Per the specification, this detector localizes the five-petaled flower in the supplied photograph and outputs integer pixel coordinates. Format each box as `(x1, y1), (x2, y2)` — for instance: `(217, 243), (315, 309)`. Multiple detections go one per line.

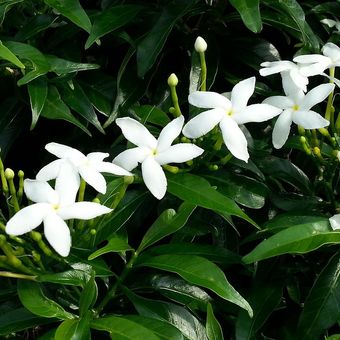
(113, 115), (204, 199)
(182, 77), (281, 162)
(6, 163), (112, 257)
(37, 142), (131, 194)
(329, 214), (340, 230)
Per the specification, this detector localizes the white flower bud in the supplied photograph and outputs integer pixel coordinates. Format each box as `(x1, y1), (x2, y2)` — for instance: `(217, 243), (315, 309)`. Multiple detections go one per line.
(194, 36), (207, 53)
(167, 73), (178, 86)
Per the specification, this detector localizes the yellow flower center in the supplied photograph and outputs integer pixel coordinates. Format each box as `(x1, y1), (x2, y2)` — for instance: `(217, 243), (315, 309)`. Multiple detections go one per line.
(226, 109), (233, 116)
(52, 204), (59, 210)
(292, 104), (299, 111)
(152, 149), (158, 156)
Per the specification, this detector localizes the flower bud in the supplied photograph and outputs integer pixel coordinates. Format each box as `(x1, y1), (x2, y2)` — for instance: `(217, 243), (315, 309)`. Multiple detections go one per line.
(4, 168), (14, 180)
(167, 73), (178, 87)
(194, 36), (207, 53)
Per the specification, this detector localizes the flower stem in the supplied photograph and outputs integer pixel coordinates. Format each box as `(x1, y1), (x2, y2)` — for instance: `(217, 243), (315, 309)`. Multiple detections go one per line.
(5, 168), (20, 213)
(199, 51), (207, 91)
(169, 86), (182, 118)
(77, 179), (86, 202)
(0, 271), (37, 280)
(325, 67), (335, 129)
(0, 158), (8, 196)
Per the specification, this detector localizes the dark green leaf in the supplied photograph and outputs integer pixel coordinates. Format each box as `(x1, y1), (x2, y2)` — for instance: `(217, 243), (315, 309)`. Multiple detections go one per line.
(206, 303), (223, 340)
(132, 105), (170, 127)
(136, 254), (253, 316)
(46, 55), (99, 75)
(79, 276), (98, 316)
(28, 77), (48, 130)
(0, 40), (25, 68)
(38, 269), (90, 288)
(55, 312), (91, 340)
(44, 0), (91, 33)
(0, 0), (23, 25)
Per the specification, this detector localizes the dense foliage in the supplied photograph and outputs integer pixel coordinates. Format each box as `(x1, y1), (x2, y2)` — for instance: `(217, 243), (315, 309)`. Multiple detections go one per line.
(0, 0), (340, 339)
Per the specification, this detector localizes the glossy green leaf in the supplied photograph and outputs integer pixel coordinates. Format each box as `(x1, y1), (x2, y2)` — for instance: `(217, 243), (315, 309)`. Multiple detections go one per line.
(44, 0), (91, 33)
(91, 315), (161, 340)
(38, 269), (90, 288)
(242, 218), (340, 263)
(0, 40), (25, 68)
(79, 276), (98, 316)
(28, 76), (48, 130)
(206, 303), (223, 340)
(40, 85), (91, 136)
(46, 55), (99, 75)
(0, 307), (53, 336)
(137, 254), (253, 316)
(296, 251), (340, 340)
(138, 202), (196, 252)
(4, 41), (49, 85)
(88, 234), (133, 260)
(132, 105), (170, 127)
(17, 281), (74, 320)
(85, 5), (143, 49)
(167, 173), (258, 228)
(55, 312), (91, 340)
(137, 0), (196, 77)
(229, 0), (262, 33)
(0, 0), (23, 25)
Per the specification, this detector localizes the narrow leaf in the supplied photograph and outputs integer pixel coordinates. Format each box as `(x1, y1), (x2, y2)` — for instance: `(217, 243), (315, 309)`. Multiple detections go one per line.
(206, 303), (223, 340)
(28, 77), (48, 130)
(0, 40), (25, 68)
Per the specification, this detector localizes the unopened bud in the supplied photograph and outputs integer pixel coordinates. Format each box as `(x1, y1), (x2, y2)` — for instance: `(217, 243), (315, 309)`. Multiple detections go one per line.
(194, 36), (207, 53)
(90, 229), (96, 235)
(167, 73), (178, 87)
(4, 168), (14, 180)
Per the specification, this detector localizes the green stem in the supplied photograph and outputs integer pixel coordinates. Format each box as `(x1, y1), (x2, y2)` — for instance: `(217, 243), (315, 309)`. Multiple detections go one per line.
(0, 271), (37, 280)
(169, 86), (182, 117)
(111, 176), (134, 211)
(77, 179), (86, 202)
(325, 67), (335, 129)
(199, 51), (207, 91)
(0, 158), (8, 195)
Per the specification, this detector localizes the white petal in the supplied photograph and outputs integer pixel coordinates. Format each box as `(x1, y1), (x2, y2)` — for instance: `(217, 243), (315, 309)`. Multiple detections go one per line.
(292, 110), (329, 129)
(87, 152), (109, 163)
(55, 161), (80, 206)
(272, 109), (293, 149)
(219, 116), (249, 162)
(301, 83), (335, 111)
(157, 115), (184, 152)
(182, 108), (225, 138)
(43, 213), (71, 257)
(36, 159), (65, 181)
(233, 104), (281, 125)
(45, 142), (86, 165)
(79, 165), (106, 194)
(231, 77), (255, 111)
(263, 96), (294, 109)
(95, 161), (132, 176)
(24, 179), (58, 204)
(141, 157), (167, 199)
(155, 144), (204, 165)
(58, 202), (112, 220)
(289, 69), (309, 91)
(116, 117), (157, 149)
(294, 54), (330, 64)
(6, 203), (51, 235)
(113, 147), (150, 171)
(259, 61), (295, 76)
(322, 73), (340, 88)
(329, 214), (340, 230)
(188, 91), (231, 110)
(282, 72), (306, 97)
(322, 42), (340, 62)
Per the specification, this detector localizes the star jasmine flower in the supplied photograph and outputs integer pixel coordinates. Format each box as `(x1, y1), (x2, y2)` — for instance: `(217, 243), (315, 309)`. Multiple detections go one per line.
(329, 214), (340, 230)
(6, 164), (112, 257)
(113, 115), (204, 199)
(36, 142), (131, 194)
(182, 77), (281, 162)
(263, 82), (335, 149)
(321, 18), (340, 32)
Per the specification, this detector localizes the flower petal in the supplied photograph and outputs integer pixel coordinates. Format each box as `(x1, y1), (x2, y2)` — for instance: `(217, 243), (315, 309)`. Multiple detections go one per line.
(24, 179), (58, 204)
(263, 96), (294, 109)
(95, 161), (132, 176)
(113, 147), (150, 171)
(259, 61), (295, 76)
(141, 156), (167, 199)
(58, 202), (112, 220)
(219, 116), (249, 162)
(292, 110), (330, 129)
(282, 71), (307, 96)
(301, 83), (334, 111)
(6, 203), (51, 235)
(43, 213), (71, 257)
(288, 69), (308, 92)
(272, 109), (293, 149)
(231, 77), (255, 111)
(322, 42), (340, 62)
(182, 108), (225, 138)
(233, 104), (281, 125)
(116, 117), (157, 149)
(188, 91), (231, 110)
(87, 152), (109, 163)
(79, 165), (106, 194)
(45, 142), (86, 165)
(157, 115), (184, 152)
(156, 144), (204, 165)
(36, 159), (65, 181)
(329, 214), (340, 230)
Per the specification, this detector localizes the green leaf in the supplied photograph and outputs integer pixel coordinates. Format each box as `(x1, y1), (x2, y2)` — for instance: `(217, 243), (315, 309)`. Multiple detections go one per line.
(85, 5), (143, 49)
(138, 202), (196, 252)
(17, 281), (74, 320)
(79, 276), (98, 316)
(38, 269), (90, 288)
(0, 0), (23, 25)
(229, 0), (262, 33)
(40, 85), (91, 136)
(132, 105), (170, 127)
(136, 254), (253, 317)
(4, 41), (49, 85)
(28, 77), (48, 130)
(0, 40), (25, 68)
(44, 0), (91, 33)
(137, 0), (196, 77)
(167, 173), (258, 228)
(55, 312), (91, 340)
(206, 303), (223, 340)
(91, 315), (161, 340)
(242, 218), (340, 263)
(296, 251), (340, 340)
(88, 234), (133, 260)
(46, 55), (99, 75)
(0, 307), (53, 336)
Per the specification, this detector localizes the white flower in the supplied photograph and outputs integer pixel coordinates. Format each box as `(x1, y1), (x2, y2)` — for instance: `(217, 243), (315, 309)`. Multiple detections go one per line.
(321, 18), (340, 32)
(113, 115), (204, 199)
(264, 81), (335, 149)
(182, 77), (281, 162)
(194, 36), (207, 53)
(259, 60), (309, 92)
(37, 142), (131, 194)
(6, 163), (112, 257)
(329, 214), (340, 230)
